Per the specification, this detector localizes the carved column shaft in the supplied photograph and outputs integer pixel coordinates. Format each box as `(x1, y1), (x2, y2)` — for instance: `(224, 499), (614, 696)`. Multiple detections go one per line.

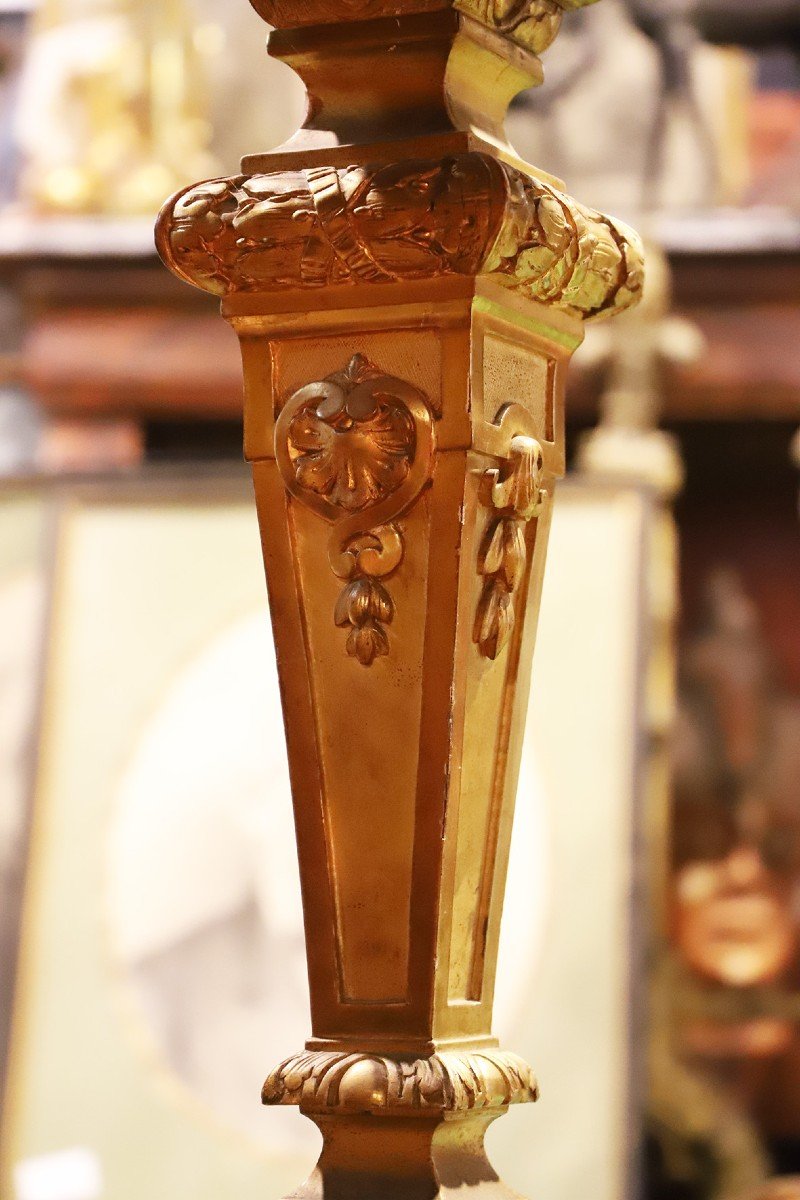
(157, 0), (642, 1194)
(240, 285), (567, 1055)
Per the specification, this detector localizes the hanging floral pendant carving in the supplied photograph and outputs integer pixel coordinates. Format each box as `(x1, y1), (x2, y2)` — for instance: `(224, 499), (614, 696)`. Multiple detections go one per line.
(333, 524), (403, 666)
(275, 355), (434, 665)
(475, 436), (547, 660)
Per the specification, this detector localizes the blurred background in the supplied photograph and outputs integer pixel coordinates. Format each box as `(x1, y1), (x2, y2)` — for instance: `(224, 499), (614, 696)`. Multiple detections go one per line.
(0, 2), (799, 1200)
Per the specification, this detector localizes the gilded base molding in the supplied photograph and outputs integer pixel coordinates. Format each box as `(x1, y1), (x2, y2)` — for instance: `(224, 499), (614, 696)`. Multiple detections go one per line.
(262, 1048), (539, 1113)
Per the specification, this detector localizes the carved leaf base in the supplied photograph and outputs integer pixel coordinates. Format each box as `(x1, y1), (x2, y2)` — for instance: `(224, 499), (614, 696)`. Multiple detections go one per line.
(263, 1048), (539, 1113)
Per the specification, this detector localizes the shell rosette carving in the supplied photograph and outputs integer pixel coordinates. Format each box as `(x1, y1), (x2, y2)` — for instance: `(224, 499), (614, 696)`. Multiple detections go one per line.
(286, 355), (416, 512)
(275, 355), (434, 666)
(262, 1049), (539, 1114)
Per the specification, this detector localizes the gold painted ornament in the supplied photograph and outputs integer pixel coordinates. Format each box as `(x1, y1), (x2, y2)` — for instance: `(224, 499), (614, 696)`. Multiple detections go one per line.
(156, 0), (643, 1194)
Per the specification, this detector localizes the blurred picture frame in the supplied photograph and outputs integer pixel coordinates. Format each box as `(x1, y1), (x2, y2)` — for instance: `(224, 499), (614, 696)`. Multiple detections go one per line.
(1, 471), (652, 1200)
(0, 481), (51, 1116)
(1, 470), (319, 1200)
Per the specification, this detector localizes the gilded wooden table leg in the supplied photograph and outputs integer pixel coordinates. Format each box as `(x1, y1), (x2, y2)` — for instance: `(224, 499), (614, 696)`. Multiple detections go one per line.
(156, 0), (643, 1194)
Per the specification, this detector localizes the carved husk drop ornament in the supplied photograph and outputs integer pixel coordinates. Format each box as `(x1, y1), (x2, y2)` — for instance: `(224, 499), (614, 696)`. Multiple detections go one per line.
(156, 0), (643, 1194)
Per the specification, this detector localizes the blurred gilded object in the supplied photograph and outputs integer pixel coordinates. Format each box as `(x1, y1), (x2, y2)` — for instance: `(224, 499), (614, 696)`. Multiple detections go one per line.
(577, 241), (695, 495)
(575, 246), (779, 1200)
(674, 569), (800, 994)
(674, 847), (794, 992)
(15, 0), (219, 215)
(670, 567), (800, 1162)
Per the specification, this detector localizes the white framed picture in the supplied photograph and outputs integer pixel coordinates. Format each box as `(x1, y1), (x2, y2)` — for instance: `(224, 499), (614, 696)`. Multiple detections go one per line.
(0, 483), (51, 1115)
(2, 472), (650, 1200)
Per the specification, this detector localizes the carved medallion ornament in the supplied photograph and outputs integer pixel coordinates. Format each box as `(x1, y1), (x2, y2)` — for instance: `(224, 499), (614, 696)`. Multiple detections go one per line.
(157, 155), (643, 321)
(263, 1048), (539, 1114)
(275, 354), (434, 665)
(285, 356), (416, 512)
(475, 435), (547, 659)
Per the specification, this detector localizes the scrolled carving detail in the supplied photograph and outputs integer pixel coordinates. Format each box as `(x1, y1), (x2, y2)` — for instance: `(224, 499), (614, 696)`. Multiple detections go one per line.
(454, 0), (599, 55)
(475, 435), (547, 659)
(488, 170), (643, 319)
(156, 155), (643, 321)
(247, 0), (598, 53)
(262, 1048), (539, 1113)
(275, 355), (433, 665)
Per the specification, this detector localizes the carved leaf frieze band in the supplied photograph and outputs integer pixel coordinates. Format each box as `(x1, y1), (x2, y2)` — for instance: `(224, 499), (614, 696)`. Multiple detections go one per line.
(275, 355), (433, 665)
(157, 154), (643, 320)
(475, 435), (546, 659)
(249, 0), (597, 42)
(454, 0), (599, 55)
(262, 1048), (539, 1113)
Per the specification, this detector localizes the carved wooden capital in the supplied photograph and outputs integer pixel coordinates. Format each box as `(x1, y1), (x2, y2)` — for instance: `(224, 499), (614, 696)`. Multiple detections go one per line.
(156, 155), (642, 321)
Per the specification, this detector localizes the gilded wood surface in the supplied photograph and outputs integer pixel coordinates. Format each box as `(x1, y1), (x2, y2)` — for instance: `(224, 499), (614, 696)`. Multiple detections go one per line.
(156, 0), (642, 1195)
